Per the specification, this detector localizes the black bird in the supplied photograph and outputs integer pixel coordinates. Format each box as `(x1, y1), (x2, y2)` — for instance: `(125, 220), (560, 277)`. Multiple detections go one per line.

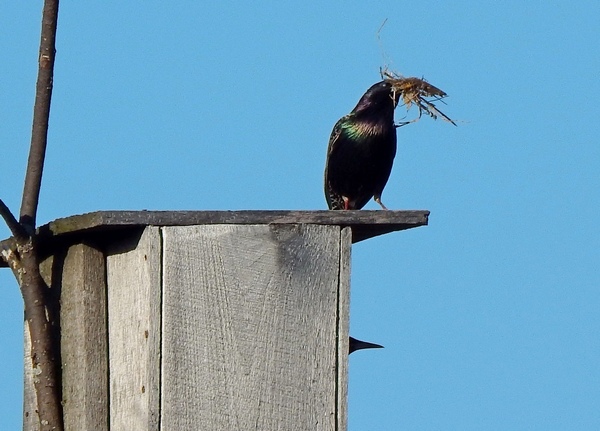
(349, 336), (384, 354)
(324, 80), (400, 210)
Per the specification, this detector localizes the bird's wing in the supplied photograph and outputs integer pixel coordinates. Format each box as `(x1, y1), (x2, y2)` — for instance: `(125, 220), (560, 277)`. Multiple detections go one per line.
(326, 116), (347, 158)
(324, 116), (349, 210)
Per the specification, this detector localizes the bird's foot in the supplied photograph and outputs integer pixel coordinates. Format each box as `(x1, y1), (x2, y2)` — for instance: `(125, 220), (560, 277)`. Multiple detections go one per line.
(343, 196), (350, 210)
(374, 197), (388, 210)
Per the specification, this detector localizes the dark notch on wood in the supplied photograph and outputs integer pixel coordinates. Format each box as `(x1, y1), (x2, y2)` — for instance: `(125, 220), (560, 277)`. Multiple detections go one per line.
(0, 210), (429, 267)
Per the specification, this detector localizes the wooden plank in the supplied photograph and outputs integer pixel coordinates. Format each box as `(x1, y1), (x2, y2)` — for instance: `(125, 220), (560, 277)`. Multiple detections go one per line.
(23, 320), (37, 431)
(0, 210), (429, 269)
(23, 256), (55, 431)
(337, 227), (352, 431)
(43, 210), (428, 238)
(59, 243), (109, 431)
(161, 224), (342, 430)
(106, 228), (161, 431)
(23, 244), (109, 431)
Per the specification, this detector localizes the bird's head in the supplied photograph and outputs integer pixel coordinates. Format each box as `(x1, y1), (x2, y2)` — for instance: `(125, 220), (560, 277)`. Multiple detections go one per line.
(352, 80), (400, 115)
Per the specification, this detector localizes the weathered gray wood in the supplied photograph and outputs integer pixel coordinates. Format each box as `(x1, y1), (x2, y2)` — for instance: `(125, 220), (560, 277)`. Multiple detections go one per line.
(1, 210), (430, 268)
(106, 228), (161, 431)
(59, 243), (109, 431)
(23, 244), (108, 431)
(23, 322), (37, 431)
(15, 214), (407, 429)
(337, 227), (352, 431)
(42, 211), (428, 241)
(161, 224), (347, 430)
(23, 257), (55, 431)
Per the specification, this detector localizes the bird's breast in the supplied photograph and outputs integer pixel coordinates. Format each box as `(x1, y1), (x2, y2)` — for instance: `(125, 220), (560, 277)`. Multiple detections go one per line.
(343, 119), (393, 140)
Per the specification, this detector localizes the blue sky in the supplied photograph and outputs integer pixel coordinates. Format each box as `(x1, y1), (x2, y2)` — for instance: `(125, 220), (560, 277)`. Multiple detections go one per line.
(2, 2), (599, 429)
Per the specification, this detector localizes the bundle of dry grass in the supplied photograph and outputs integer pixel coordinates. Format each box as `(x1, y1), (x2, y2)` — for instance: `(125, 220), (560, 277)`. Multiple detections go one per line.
(381, 68), (456, 126)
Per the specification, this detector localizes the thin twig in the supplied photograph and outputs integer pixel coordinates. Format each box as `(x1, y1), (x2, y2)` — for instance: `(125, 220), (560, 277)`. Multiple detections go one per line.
(376, 19), (393, 74)
(0, 198), (28, 241)
(20, 0), (60, 231)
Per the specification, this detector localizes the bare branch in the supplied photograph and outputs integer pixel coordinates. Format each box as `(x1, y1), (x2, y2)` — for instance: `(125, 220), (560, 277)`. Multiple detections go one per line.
(0, 238), (20, 271)
(18, 244), (63, 431)
(11, 1), (65, 430)
(19, 0), (60, 230)
(0, 198), (28, 241)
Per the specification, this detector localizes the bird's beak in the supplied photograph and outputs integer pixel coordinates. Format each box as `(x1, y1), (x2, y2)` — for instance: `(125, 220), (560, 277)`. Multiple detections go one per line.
(390, 87), (401, 108)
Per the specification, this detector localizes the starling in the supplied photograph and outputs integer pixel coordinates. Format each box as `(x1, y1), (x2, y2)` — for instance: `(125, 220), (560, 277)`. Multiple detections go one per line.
(349, 336), (384, 354)
(324, 80), (400, 210)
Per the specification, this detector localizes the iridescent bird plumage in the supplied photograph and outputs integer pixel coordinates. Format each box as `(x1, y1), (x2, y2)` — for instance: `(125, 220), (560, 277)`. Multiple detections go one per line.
(324, 76), (454, 210)
(324, 80), (398, 210)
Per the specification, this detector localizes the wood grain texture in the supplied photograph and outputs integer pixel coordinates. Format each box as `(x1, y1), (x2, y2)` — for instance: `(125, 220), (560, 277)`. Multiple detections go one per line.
(59, 243), (108, 431)
(106, 228), (161, 431)
(23, 320), (37, 431)
(43, 210), (428, 237)
(337, 227), (352, 431)
(161, 224), (346, 430)
(23, 256), (52, 431)
(1, 210), (429, 269)
(23, 256), (56, 431)
(23, 244), (108, 431)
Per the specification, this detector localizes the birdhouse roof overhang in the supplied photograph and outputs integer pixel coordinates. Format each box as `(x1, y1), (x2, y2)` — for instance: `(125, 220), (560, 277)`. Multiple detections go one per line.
(0, 210), (429, 267)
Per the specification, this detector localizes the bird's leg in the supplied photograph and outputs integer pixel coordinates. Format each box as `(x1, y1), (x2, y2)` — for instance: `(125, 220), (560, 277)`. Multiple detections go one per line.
(343, 196), (350, 210)
(374, 196), (388, 210)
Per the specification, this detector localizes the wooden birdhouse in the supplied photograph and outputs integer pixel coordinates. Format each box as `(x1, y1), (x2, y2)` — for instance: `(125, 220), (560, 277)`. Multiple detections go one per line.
(17, 210), (428, 430)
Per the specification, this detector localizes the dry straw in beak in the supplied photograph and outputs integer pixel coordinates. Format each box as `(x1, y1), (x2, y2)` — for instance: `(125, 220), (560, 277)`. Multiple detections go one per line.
(382, 68), (456, 126)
